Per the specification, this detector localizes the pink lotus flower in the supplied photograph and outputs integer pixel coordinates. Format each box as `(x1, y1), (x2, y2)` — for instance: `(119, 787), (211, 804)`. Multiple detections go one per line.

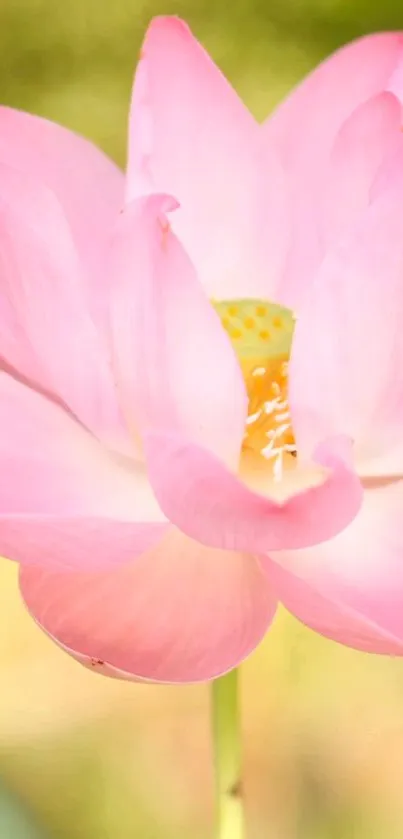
(1, 17), (402, 681)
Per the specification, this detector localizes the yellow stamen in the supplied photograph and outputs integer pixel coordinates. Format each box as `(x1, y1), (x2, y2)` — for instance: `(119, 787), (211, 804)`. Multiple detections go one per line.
(213, 298), (296, 479)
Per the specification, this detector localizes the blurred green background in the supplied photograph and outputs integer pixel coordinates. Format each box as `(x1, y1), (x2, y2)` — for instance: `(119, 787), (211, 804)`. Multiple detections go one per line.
(2, 0), (403, 837)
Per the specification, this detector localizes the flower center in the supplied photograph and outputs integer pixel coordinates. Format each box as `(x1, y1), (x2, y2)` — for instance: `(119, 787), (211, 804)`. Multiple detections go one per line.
(213, 298), (296, 480)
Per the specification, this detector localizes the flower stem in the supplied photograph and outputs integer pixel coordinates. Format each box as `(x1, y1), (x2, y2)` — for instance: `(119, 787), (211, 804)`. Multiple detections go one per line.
(211, 668), (244, 839)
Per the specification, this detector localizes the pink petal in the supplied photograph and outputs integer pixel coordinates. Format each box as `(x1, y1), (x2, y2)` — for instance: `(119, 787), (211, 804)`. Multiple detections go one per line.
(19, 528), (277, 683)
(280, 93), (402, 312)
(0, 106), (124, 295)
(272, 185), (321, 311)
(265, 32), (403, 175)
(0, 163), (129, 452)
(127, 16), (288, 299)
(143, 430), (362, 552)
(288, 184), (403, 469)
(110, 196), (247, 465)
(265, 32), (403, 307)
(370, 134), (403, 201)
(321, 92), (402, 247)
(387, 47), (403, 100)
(0, 372), (165, 569)
(261, 480), (403, 655)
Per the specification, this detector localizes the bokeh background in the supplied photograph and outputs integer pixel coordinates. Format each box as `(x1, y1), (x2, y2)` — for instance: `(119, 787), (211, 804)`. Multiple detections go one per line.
(1, 0), (403, 837)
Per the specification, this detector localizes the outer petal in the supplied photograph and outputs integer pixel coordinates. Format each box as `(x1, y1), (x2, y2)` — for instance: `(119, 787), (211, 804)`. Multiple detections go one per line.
(110, 196), (247, 465)
(279, 93), (402, 310)
(127, 16), (288, 299)
(143, 431), (362, 552)
(19, 528), (277, 683)
(0, 372), (165, 569)
(321, 92), (402, 247)
(371, 134), (403, 200)
(0, 106), (124, 288)
(264, 32), (403, 174)
(272, 185), (321, 311)
(261, 481), (403, 655)
(288, 185), (403, 470)
(265, 33), (403, 307)
(0, 163), (129, 451)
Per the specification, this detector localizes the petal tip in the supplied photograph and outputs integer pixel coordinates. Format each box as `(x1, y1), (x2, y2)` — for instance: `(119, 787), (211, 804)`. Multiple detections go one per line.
(146, 15), (191, 41)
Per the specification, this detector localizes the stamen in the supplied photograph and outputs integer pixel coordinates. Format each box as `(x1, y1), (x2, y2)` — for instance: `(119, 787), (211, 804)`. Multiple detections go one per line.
(213, 298), (296, 479)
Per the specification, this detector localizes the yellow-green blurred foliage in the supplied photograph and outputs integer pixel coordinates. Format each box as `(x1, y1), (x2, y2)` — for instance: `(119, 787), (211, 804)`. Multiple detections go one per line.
(2, 1), (403, 837)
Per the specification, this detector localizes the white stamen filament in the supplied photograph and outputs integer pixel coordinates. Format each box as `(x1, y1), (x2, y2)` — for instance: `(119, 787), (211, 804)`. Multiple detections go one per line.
(261, 390), (297, 480)
(246, 409), (263, 425)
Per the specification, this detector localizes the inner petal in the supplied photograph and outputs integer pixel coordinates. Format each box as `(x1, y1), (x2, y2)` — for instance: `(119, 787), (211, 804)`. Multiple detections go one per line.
(213, 298), (296, 479)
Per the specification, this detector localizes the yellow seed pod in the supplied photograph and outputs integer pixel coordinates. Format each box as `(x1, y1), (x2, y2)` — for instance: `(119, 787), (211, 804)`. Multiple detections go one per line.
(212, 298), (295, 362)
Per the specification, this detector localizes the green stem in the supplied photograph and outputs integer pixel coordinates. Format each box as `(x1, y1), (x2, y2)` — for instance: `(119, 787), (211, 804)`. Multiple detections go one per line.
(211, 668), (244, 839)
